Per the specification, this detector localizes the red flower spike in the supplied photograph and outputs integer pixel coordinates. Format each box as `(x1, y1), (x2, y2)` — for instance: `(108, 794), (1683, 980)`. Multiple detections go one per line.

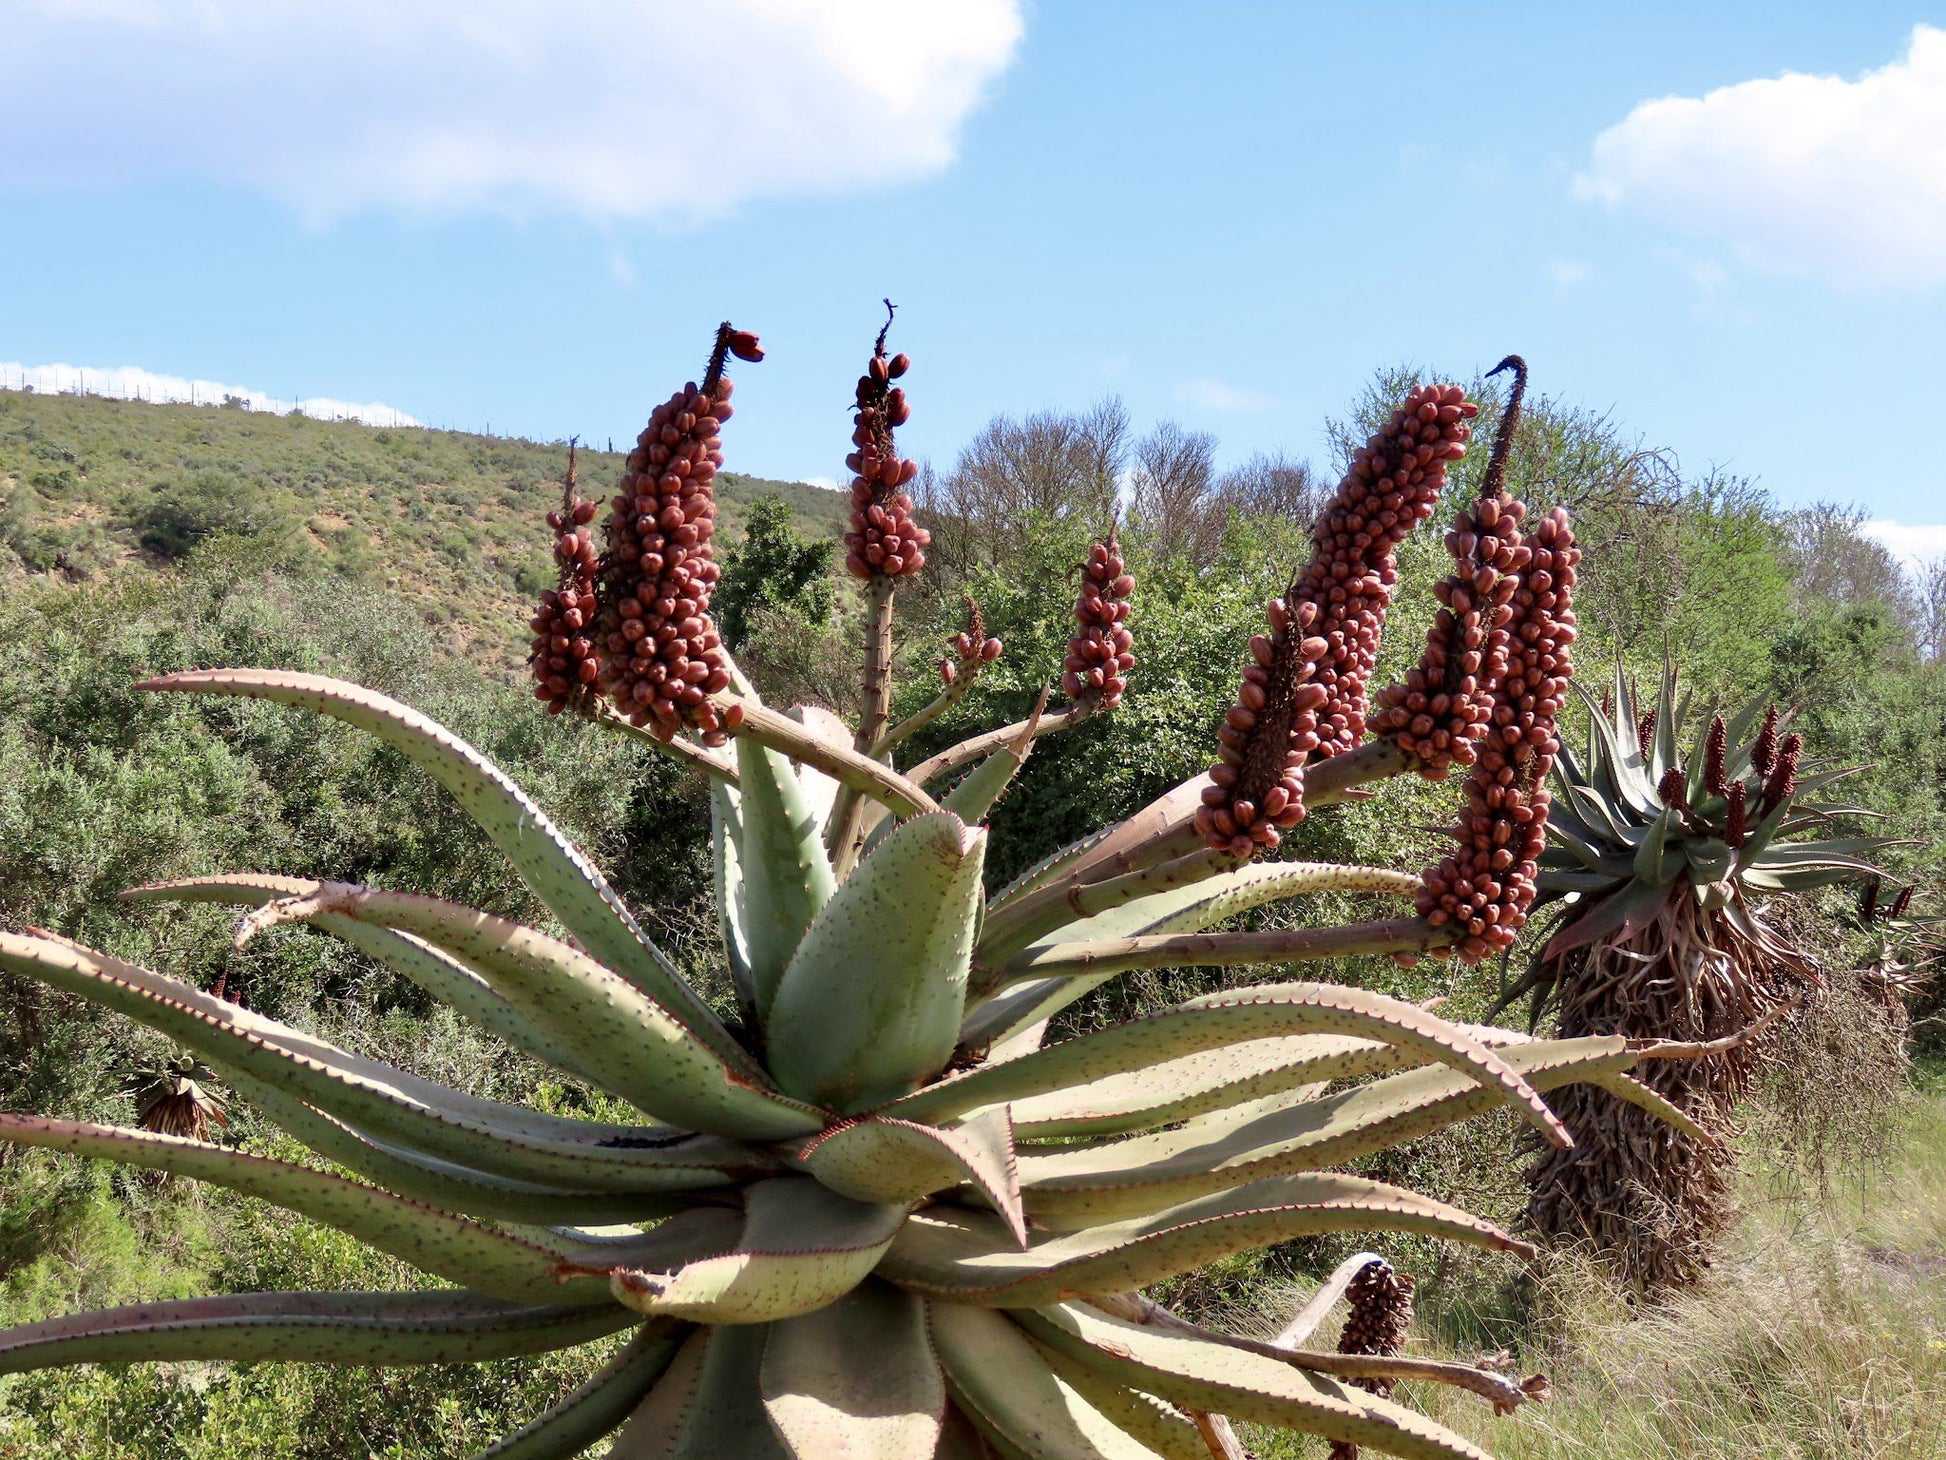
(1751, 705), (1780, 779)
(1703, 713), (1729, 796)
(1063, 525), (1136, 709)
(1760, 731), (1802, 813)
(590, 322), (752, 747)
(1374, 359), (1526, 779)
(841, 302), (929, 582)
(1199, 379), (1480, 858)
(1724, 780), (1748, 848)
(528, 443), (602, 715)
(1417, 503), (1580, 962)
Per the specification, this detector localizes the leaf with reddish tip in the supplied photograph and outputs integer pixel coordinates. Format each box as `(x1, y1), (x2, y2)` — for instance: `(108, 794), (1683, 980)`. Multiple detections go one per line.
(1016, 1303), (1495, 1460)
(131, 669), (747, 1067)
(0, 1291), (636, 1374)
(766, 814), (986, 1113)
(878, 1172), (1529, 1306)
(606, 1177), (904, 1325)
(761, 1281), (946, 1460)
(789, 1107), (1024, 1245)
(473, 1320), (688, 1460)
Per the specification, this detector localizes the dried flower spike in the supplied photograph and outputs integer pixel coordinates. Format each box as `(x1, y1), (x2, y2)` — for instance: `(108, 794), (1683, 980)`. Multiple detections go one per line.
(593, 323), (754, 745)
(1063, 525), (1135, 708)
(528, 443), (602, 715)
(842, 303), (929, 581)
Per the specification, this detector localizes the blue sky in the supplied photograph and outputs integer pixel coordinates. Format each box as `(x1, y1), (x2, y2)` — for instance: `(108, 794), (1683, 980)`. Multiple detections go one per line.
(3, 3), (1943, 556)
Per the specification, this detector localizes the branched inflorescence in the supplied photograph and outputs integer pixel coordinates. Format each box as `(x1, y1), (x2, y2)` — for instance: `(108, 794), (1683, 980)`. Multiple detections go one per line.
(593, 324), (762, 745)
(528, 445), (601, 714)
(1419, 496), (1580, 961)
(1374, 361), (1527, 779)
(1197, 383), (1477, 856)
(1063, 526), (1135, 708)
(842, 307), (929, 581)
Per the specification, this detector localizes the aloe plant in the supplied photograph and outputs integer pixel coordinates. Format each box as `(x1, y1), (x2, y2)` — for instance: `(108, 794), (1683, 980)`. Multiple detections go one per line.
(0, 346), (1700, 1458)
(1505, 666), (1892, 1289)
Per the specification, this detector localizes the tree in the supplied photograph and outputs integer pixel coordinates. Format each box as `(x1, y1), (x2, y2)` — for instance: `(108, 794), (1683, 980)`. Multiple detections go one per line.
(713, 495), (837, 650)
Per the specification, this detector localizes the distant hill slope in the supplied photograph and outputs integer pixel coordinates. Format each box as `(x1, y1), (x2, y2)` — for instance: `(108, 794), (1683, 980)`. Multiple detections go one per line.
(0, 390), (844, 664)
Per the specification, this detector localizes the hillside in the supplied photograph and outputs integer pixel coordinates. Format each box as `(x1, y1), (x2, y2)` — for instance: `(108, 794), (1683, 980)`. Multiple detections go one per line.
(0, 389), (846, 665)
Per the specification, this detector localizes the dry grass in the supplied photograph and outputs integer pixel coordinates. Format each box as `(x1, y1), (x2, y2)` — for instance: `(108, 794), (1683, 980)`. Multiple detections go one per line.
(1242, 1091), (1946, 1459)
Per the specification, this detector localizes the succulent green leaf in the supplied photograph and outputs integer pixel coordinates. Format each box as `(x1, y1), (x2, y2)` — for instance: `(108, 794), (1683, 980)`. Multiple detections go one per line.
(606, 1177), (905, 1324)
(125, 874), (600, 1082)
(930, 1302), (1156, 1459)
(0, 930), (752, 1192)
(940, 734), (1035, 828)
(1033, 1347), (1210, 1460)
(784, 703), (853, 834)
(895, 983), (1572, 1151)
(877, 1172), (1528, 1306)
(473, 1320), (689, 1460)
(1545, 881), (1668, 960)
(789, 1108), (1025, 1245)
(216, 881), (824, 1141)
(761, 1280), (946, 1460)
(713, 781), (757, 1013)
(983, 824), (1120, 913)
(766, 814), (986, 1112)
(0, 1291), (636, 1374)
(223, 1069), (684, 1226)
(734, 735), (839, 1020)
(0, 1113), (615, 1306)
(1632, 806), (1678, 886)
(610, 1323), (791, 1458)
(133, 669), (744, 1067)
(1014, 1038), (1637, 1224)
(1016, 1303), (1495, 1460)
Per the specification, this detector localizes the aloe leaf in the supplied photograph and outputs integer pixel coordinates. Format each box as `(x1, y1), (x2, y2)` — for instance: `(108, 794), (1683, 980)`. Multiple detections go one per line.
(1014, 1038), (1637, 1225)
(0, 930), (752, 1192)
(126, 875), (599, 1082)
(785, 703), (852, 835)
(223, 1070), (682, 1226)
(1034, 1347), (1210, 1460)
(936, 1406), (1004, 1459)
(1009, 860), (1422, 965)
(1544, 881), (1669, 960)
(713, 781), (756, 1014)
(606, 1177), (905, 1324)
(0, 1114), (617, 1306)
(1016, 1303), (1495, 1460)
(610, 1324), (792, 1459)
(761, 1280), (946, 1460)
(984, 824), (1121, 912)
(1633, 806), (1678, 885)
(930, 1302), (1157, 1459)
(215, 881), (824, 1141)
(133, 669), (741, 1064)
(0, 1291), (636, 1374)
(734, 736), (838, 1020)
(897, 982), (1572, 1150)
(878, 1172), (1528, 1306)
(789, 1108), (1025, 1245)
(473, 1320), (689, 1460)
(766, 814), (986, 1112)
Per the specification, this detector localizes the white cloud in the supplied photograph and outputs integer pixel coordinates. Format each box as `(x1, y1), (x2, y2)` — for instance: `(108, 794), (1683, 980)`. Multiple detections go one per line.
(1863, 520), (1946, 571)
(0, 1), (1023, 222)
(1177, 378), (1274, 414)
(1576, 25), (1946, 287)
(1, 361), (418, 428)
(1548, 259), (1592, 291)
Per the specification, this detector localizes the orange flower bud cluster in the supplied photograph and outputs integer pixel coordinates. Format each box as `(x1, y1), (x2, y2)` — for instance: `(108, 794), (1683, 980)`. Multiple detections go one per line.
(1064, 528), (1134, 708)
(528, 448), (602, 715)
(1305, 384), (1480, 760)
(1195, 592), (1330, 855)
(1371, 494), (1526, 778)
(842, 318), (928, 580)
(939, 599), (1002, 685)
(1196, 382), (1477, 858)
(1418, 506), (1579, 961)
(592, 324), (753, 746)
